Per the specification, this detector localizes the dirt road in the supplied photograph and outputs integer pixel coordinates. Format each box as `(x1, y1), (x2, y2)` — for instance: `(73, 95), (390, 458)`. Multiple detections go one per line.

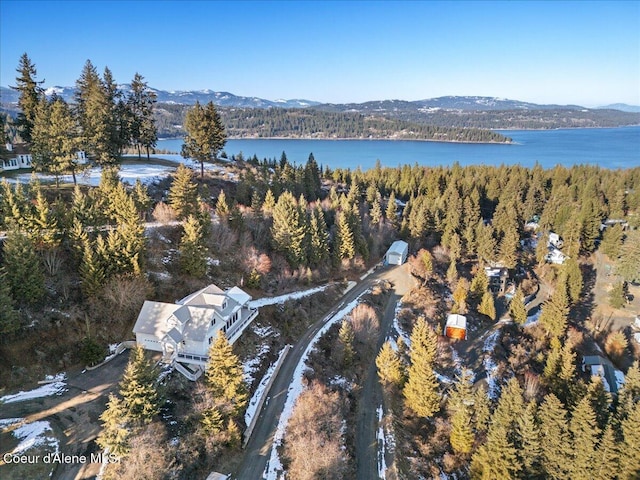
(355, 263), (415, 480)
(234, 264), (415, 480)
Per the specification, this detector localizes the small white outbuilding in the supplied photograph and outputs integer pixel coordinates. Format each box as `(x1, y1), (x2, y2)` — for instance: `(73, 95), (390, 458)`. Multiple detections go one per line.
(384, 240), (409, 265)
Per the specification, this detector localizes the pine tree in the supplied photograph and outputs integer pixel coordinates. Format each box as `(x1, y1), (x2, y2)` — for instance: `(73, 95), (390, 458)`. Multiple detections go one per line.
(509, 287), (527, 325)
(600, 223), (624, 259)
(538, 393), (571, 480)
(271, 191), (307, 266)
(96, 393), (130, 458)
(543, 336), (562, 380)
(181, 101), (226, 178)
(127, 72), (157, 159)
(517, 402), (541, 477)
(619, 402), (640, 480)
(616, 230), (640, 283)
(385, 191), (398, 228)
(205, 332), (248, 417)
(215, 189), (230, 220)
(593, 424), (619, 480)
(568, 396), (600, 480)
(473, 384), (491, 433)
(31, 97), (81, 185)
(338, 320), (355, 368)
(0, 268), (20, 335)
(448, 370), (475, 455)
(179, 215), (208, 277)
(499, 224), (520, 269)
(452, 279), (469, 314)
(470, 268), (489, 300)
(168, 164), (199, 219)
(75, 60), (119, 166)
(2, 230), (44, 305)
(404, 317), (440, 418)
(370, 197), (383, 226)
(476, 221), (497, 265)
(471, 422), (521, 480)
(617, 361), (640, 422)
(79, 237), (107, 297)
(478, 291), (496, 321)
(307, 206), (329, 266)
(562, 257), (583, 305)
(11, 53), (43, 143)
(29, 186), (59, 250)
(539, 281), (569, 338)
(334, 210), (356, 260)
(119, 345), (161, 424)
(376, 341), (403, 387)
(446, 258), (458, 285)
(262, 189), (276, 217)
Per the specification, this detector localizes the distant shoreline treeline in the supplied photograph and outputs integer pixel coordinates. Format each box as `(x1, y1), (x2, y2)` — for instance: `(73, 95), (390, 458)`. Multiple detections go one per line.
(153, 105), (511, 143)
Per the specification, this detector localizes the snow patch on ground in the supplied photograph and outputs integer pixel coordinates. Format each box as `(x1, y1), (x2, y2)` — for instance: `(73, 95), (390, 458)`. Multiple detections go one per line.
(10, 420), (59, 455)
(0, 417), (22, 429)
(0, 373), (67, 404)
(391, 301), (411, 347)
(252, 324), (279, 338)
(435, 372), (454, 384)
(243, 343), (271, 385)
(482, 329), (501, 400)
(249, 285), (329, 309)
(263, 290), (370, 480)
(245, 346), (289, 428)
(377, 405), (388, 478)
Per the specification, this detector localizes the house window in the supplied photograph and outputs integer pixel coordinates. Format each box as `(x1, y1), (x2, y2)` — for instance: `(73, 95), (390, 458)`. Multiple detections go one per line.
(211, 319), (215, 326)
(208, 336), (213, 344)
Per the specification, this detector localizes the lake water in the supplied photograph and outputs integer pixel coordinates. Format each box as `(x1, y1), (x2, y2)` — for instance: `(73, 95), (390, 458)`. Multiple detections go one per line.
(3, 127), (638, 187)
(157, 126), (640, 170)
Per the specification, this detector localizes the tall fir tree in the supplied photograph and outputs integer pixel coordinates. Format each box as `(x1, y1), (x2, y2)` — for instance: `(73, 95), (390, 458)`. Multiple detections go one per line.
(179, 215), (208, 277)
(404, 317), (440, 418)
(385, 191), (398, 228)
(539, 280), (570, 338)
(181, 101), (226, 178)
(448, 370), (475, 455)
(205, 332), (248, 417)
(568, 396), (600, 480)
(271, 191), (307, 266)
(616, 230), (640, 283)
(509, 287), (527, 325)
(12, 53), (43, 143)
(307, 206), (329, 266)
(119, 345), (161, 424)
(619, 402), (640, 480)
(0, 267), (20, 335)
(96, 393), (130, 458)
(376, 340), (403, 387)
(2, 230), (44, 305)
(168, 164), (199, 219)
(127, 72), (157, 159)
(538, 393), (571, 480)
(334, 210), (356, 261)
(338, 320), (355, 368)
(478, 291), (496, 321)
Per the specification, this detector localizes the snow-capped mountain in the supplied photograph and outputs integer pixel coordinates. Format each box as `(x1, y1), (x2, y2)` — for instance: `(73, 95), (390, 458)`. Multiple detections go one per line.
(0, 85), (320, 109)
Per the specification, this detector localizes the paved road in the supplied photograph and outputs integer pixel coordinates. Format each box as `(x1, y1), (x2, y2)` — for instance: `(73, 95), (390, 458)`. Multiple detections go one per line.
(234, 264), (415, 480)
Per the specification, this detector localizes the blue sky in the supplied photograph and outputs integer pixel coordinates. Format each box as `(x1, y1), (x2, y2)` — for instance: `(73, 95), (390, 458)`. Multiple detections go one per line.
(1, 0), (639, 106)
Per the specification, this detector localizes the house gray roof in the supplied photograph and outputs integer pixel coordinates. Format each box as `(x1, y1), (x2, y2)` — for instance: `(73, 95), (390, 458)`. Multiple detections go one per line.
(133, 301), (182, 337)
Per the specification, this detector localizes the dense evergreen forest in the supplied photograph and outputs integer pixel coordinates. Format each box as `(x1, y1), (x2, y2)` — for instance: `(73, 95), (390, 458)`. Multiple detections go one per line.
(153, 104), (512, 143)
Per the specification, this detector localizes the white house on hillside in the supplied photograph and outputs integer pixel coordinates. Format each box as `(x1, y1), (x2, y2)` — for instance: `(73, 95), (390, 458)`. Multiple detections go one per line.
(1, 143), (88, 172)
(133, 284), (258, 380)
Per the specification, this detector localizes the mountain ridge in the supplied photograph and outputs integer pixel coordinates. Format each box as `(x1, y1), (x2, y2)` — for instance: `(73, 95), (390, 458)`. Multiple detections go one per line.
(2, 85), (638, 113)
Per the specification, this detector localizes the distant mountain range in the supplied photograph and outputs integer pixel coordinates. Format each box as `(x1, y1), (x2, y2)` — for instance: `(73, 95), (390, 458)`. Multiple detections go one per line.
(1, 85), (638, 113)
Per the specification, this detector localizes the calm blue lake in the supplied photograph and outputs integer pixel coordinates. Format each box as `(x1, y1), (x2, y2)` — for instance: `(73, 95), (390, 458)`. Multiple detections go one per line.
(157, 126), (640, 170)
